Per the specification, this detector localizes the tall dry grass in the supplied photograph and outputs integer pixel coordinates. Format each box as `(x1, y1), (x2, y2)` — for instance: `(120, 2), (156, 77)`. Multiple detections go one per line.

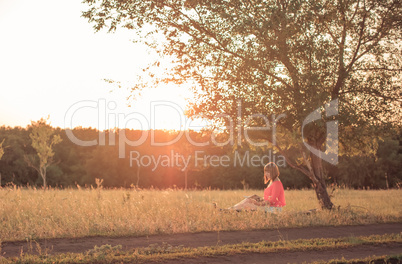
(0, 186), (400, 242)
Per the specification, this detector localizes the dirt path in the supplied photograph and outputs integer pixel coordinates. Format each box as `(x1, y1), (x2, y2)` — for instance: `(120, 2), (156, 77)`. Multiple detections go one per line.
(2, 223), (401, 262)
(166, 243), (402, 264)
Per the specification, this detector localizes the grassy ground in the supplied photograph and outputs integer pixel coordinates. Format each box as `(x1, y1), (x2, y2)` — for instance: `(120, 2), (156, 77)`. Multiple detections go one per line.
(1, 234), (401, 264)
(0, 187), (401, 242)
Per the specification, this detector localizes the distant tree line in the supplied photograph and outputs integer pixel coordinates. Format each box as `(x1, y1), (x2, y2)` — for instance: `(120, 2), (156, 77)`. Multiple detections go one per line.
(0, 126), (401, 190)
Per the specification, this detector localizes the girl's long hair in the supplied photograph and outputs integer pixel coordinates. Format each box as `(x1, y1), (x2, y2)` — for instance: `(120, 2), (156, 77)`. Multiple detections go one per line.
(264, 162), (280, 184)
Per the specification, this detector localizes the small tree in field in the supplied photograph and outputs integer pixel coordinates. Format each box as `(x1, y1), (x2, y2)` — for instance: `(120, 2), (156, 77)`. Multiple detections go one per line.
(26, 117), (62, 189)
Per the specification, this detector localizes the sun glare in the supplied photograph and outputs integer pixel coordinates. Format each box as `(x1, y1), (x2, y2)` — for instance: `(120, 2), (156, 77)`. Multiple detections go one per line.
(124, 83), (192, 131)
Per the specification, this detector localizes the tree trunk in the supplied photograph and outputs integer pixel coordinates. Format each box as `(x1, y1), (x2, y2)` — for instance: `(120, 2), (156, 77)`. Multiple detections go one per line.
(280, 140), (334, 210)
(42, 173), (47, 190)
(313, 178), (333, 209)
(308, 141), (334, 210)
(42, 169), (47, 190)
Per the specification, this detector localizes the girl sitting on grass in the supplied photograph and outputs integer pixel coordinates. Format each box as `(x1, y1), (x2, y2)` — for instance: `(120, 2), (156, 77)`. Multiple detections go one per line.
(219, 162), (286, 212)
(256, 162), (286, 212)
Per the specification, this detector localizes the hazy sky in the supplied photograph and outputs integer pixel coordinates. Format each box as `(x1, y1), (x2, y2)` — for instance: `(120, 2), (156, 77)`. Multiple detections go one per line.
(0, 0), (193, 130)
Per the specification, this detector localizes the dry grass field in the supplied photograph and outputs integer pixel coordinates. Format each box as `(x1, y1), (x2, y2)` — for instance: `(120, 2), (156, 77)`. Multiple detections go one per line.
(0, 186), (401, 243)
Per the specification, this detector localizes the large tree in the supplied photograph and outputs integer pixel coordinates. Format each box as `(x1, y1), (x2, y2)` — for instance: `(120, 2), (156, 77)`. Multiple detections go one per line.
(83, 0), (401, 209)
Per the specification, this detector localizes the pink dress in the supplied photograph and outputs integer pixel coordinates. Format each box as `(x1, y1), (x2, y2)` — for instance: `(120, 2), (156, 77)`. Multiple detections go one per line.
(264, 180), (286, 207)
